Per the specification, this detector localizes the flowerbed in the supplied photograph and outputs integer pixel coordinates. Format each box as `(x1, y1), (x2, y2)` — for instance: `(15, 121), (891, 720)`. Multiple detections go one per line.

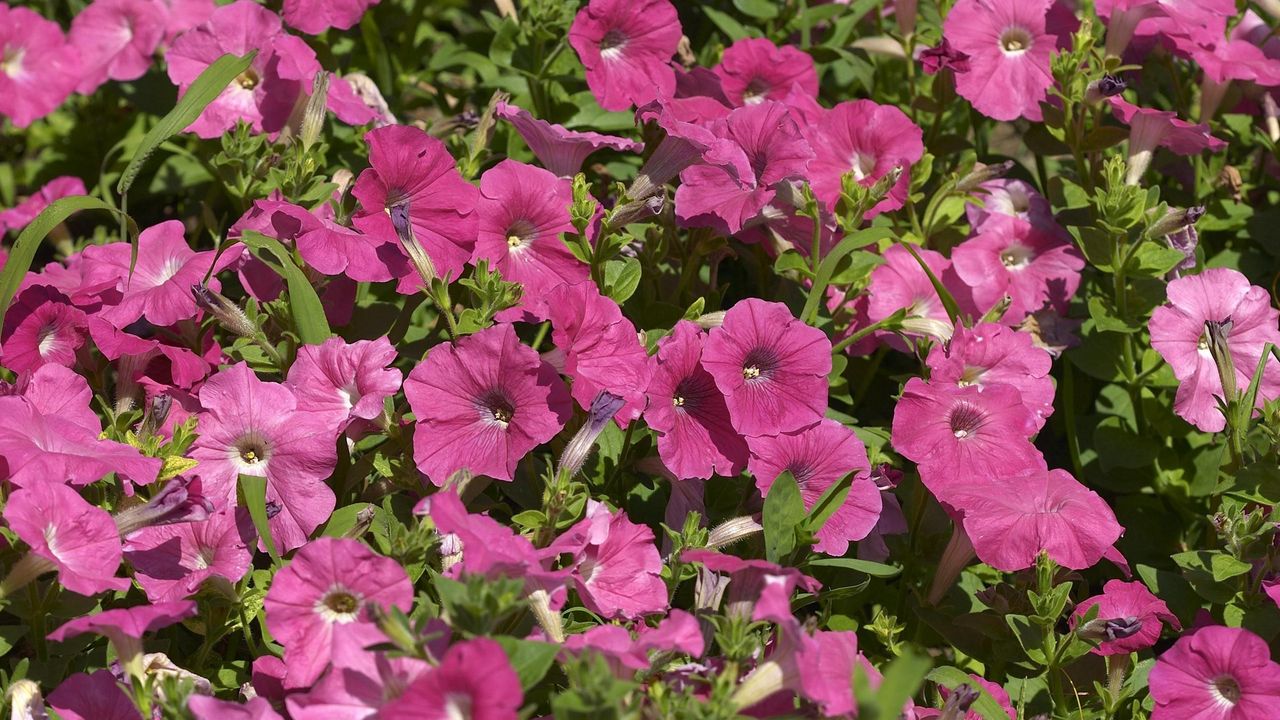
(1, 0), (1280, 718)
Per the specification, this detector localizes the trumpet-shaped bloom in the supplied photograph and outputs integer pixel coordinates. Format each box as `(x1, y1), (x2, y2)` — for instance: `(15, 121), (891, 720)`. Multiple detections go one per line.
(264, 537), (413, 687)
(495, 101), (642, 178)
(381, 638), (522, 720)
(90, 222), (221, 328)
(568, 0), (681, 111)
(405, 323), (571, 485)
(124, 508), (255, 603)
(644, 321), (748, 480)
(1, 285), (89, 374)
(867, 245), (960, 345)
(351, 124), (479, 286)
(4, 483), (130, 596)
(748, 419), (882, 556)
(48, 600), (197, 646)
(237, 199), (393, 284)
(283, 0), (379, 35)
(286, 336), (402, 433)
(189, 363), (339, 552)
(188, 697), (282, 720)
(287, 653), (431, 720)
(683, 549), (820, 622)
(714, 38), (818, 107)
(0, 176), (87, 233)
(704, 299), (831, 436)
(965, 178), (1061, 235)
(48, 671), (141, 720)
(70, 0), (167, 93)
(951, 214), (1084, 322)
(1073, 580), (1180, 656)
(926, 322), (1056, 430)
(1149, 626), (1280, 720)
(807, 100), (924, 216)
(1148, 268), (1280, 433)
(0, 5), (80, 128)
(943, 0), (1061, 121)
(549, 502), (668, 619)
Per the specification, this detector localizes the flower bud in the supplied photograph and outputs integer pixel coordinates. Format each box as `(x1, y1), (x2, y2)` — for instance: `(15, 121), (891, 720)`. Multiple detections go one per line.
(693, 311), (726, 329)
(1147, 205), (1204, 241)
(558, 391), (626, 478)
(299, 72), (329, 151)
(707, 516), (763, 549)
(1085, 74), (1127, 105)
(1204, 319), (1238, 404)
(528, 588), (565, 643)
(114, 476), (214, 536)
(0, 554), (56, 601)
(389, 202), (438, 285)
(939, 684), (980, 720)
(5, 679), (46, 720)
(139, 393), (173, 438)
(1078, 616), (1143, 643)
(192, 284), (258, 338)
(956, 160), (1014, 193)
(730, 660), (786, 711)
(571, 173), (600, 235)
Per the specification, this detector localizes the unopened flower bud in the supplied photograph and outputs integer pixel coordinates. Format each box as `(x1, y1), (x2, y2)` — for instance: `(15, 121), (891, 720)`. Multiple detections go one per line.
(265, 500), (283, 519)
(939, 684), (980, 720)
(1148, 205), (1204, 240)
(6, 679), (46, 720)
(956, 160), (1015, 192)
(869, 463), (903, 491)
(1085, 74), (1127, 104)
(1078, 616), (1143, 642)
(558, 391), (626, 478)
(607, 191), (666, 232)
(730, 660), (786, 711)
(115, 477), (214, 536)
(571, 173), (600, 235)
(1204, 319), (1238, 404)
(299, 72), (329, 151)
(528, 588), (565, 643)
(707, 516), (763, 549)
(694, 311), (726, 329)
(192, 284), (258, 338)
(389, 202), (438, 285)
(139, 393), (173, 438)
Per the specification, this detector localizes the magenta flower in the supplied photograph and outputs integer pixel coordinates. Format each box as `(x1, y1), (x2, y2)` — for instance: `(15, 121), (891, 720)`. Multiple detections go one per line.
(1150, 626), (1280, 719)
(549, 502), (669, 619)
(703, 298), (831, 436)
(926, 322), (1056, 430)
(951, 214), (1084, 322)
(947, 467), (1124, 571)
(287, 653), (431, 719)
(48, 671), (141, 720)
(495, 100), (642, 178)
(643, 321), (748, 480)
(238, 199), (393, 283)
(3, 364), (101, 435)
(283, 0), (379, 35)
(943, 0), (1061, 121)
(405, 323), (571, 485)
(69, 0), (166, 93)
(1073, 580), (1180, 656)
(48, 600), (197, 647)
(808, 100), (924, 216)
(546, 281), (652, 426)
(189, 697), (282, 720)
(91, 222), (220, 328)
(264, 537), (413, 687)
(675, 101), (813, 234)
(189, 363), (339, 552)
(1149, 268), (1280, 433)
(1110, 97), (1227, 184)
(564, 610), (703, 676)
(351, 124), (479, 286)
(1, 285), (89, 374)
(748, 419), (883, 556)
(867, 244), (959, 346)
(568, 0), (681, 111)
(381, 638), (523, 720)
(965, 178), (1061, 235)
(286, 336), (402, 433)
(124, 508), (255, 603)
(472, 160), (588, 319)
(891, 378), (1043, 501)
(87, 314), (217, 390)
(3, 483), (129, 596)
(0, 176), (87, 233)
(683, 549), (820, 622)
(713, 38), (818, 107)
(0, 5), (80, 128)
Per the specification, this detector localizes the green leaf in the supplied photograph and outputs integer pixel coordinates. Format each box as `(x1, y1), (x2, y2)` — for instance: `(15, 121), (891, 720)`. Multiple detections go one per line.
(0, 196), (135, 336)
(495, 637), (560, 692)
(1127, 241), (1187, 278)
(702, 7), (756, 41)
(762, 471), (806, 563)
(320, 503), (374, 538)
(807, 557), (902, 578)
(733, 0), (779, 19)
(240, 230), (331, 344)
(603, 257), (642, 303)
(900, 242), (962, 323)
(926, 666), (1014, 720)
(804, 472), (853, 538)
(116, 51), (257, 198)
(1093, 417), (1161, 471)
(1210, 553), (1253, 583)
(868, 649), (930, 719)
(238, 473), (280, 564)
(802, 226), (895, 323)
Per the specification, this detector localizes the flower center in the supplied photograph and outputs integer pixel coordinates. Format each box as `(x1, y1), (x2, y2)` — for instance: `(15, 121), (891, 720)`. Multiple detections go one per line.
(234, 432), (271, 472)
(948, 401), (986, 439)
(478, 389), (516, 429)
(956, 366), (985, 387)
(504, 220), (536, 253)
(315, 584), (363, 624)
(850, 152), (878, 182)
(1209, 675), (1241, 706)
(600, 29), (628, 59)
(742, 347), (779, 381)
(36, 324), (60, 358)
(192, 545), (216, 570)
(1000, 244), (1034, 269)
(742, 78), (771, 104)
(237, 67), (260, 90)
(1000, 27), (1033, 56)
(1, 45), (24, 78)
(444, 692), (474, 720)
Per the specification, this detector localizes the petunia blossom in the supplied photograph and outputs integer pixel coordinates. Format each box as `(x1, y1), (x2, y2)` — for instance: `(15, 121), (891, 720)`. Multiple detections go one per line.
(124, 508), (255, 603)
(286, 653), (431, 720)
(1148, 268), (1280, 433)
(1149, 625), (1280, 719)
(282, 0), (379, 35)
(1110, 97), (1227, 185)
(0, 285), (89, 374)
(70, 0), (167, 94)
(1073, 579), (1180, 656)
(568, 0), (682, 111)
(263, 537), (413, 687)
(189, 363), (339, 552)
(495, 100), (642, 178)
(47, 600), (198, 649)
(48, 671), (141, 720)
(807, 100), (924, 217)
(713, 38), (819, 107)
(549, 501), (669, 619)
(926, 322), (1056, 430)
(3, 483), (130, 596)
(643, 321), (748, 480)
(748, 419), (883, 556)
(0, 5), (80, 128)
(380, 638), (523, 720)
(703, 298), (831, 436)
(951, 214), (1084, 322)
(286, 336), (402, 433)
(965, 178), (1061, 236)
(866, 244), (960, 346)
(0, 176), (87, 233)
(943, 0), (1061, 121)
(88, 222), (220, 328)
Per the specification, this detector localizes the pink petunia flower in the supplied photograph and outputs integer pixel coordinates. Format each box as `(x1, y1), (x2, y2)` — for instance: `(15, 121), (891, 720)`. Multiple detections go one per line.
(951, 214), (1084, 322)
(549, 501), (669, 619)
(286, 336), (402, 433)
(965, 178), (1061, 235)
(282, 0), (379, 35)
(546, 281), (652, 426)
(563, 610), (703, 676)
(1109, 97), (1227, 185)
(495, 100), (642, 178)
(70, 0), (167, 94)
(48, 671), (141, 720)
(683, 549), (820, 622)
(0, 285), (89, 374)
(0, 5), (80, 128)
(47, 600), (197, 652)
(87, 314), (218, 391)
(3, 483), (130, 595)
(405, 323), (571, 486)
(188, 696), (283, 720)
(1, 363), (101, 435)
(867, 244), (960, 346)
(287, 653), (432, 719)
(891, 378), (1044, 502)
(807, 100), (924, 217)
(1072, 579), (1181, 656)
(643, 321), (748, 480)
(675, 101), (813, 234)
(1148, 268), (1280, 433)
(926, 322), (1056, 430)
(1096, 0), (1235, 57)
(165, 0), (375, 138)
(471, 160), (588, 320)
(263, 537), (413, 687)
(351, 124), (479, 287)
(703, 298), (830, 436)
(916, 675), (1016, 720)
(0, 176), (87, 233)
(189, 363), (339, 552)
(124, 508), (255, 603)
(236, 199), (394, 284)
(88, 222), (220, 328)
(1149, 625), (1280, 719)
(380, 638), (523, 720)
(943, 0), (1062, 121)
(748, 419), (883, 556)
(713, 38), (819, 107)
(568, 0), (682, 112)
(946, 467), (1124, 571)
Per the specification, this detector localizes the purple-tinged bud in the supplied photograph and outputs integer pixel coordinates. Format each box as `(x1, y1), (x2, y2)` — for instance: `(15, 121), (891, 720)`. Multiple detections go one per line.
(869, 463), (903, 491)
(140, 393), (173, 438)
(192, 284), (257, 338)
(939, 684), (980, 720)
(557, 391), (626, 478)
(956, 160), (1015, 192)
(389, 202), (438, 285)
(1078, 615), (1143, 642)
(1085, 74), (1127, 104)
(265, 500), (284, 519)
(1204, 318), (1239, 406)
(1148, 205), (1204, 240)
(114, 477), (214, 536)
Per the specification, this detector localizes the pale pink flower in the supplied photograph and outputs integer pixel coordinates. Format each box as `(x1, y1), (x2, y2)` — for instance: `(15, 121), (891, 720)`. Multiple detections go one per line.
(682, 549), (820, 623)
(287, 653), (431, 719)
(89, 221), (220, 328)
(1110, 97), (1227, 184)
(943, 0), (1062, 121)
(124, 508), (255, 603)
(563, 610), (703, 676)
(1150, 626), (1280, 720)
(4, 483), (130, 596)
(713, 38), (819, 107)
(951, 214), (1084, 322)
(286, 336), (402, 433)
(47, 600), (197, 647)
(568, 0), (681, 111)
(70, 0), (167, 93)
(549, 502), (668, 619)
(0, 5), (80, 128)
(807, 100), (924, 216)
(866, 244), (960, 346)
(188, 696), (283, 720)
(926, 322), (1056, 430)
(965, 178), (1060, 235)
(0, 176), (87, 233)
